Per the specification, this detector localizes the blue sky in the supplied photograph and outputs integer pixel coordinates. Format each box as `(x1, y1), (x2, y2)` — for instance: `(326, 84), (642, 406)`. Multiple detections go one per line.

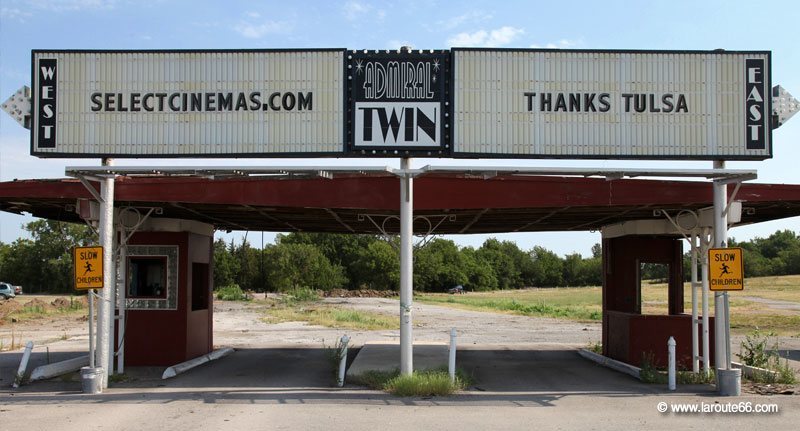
(1, 0), (799, 256)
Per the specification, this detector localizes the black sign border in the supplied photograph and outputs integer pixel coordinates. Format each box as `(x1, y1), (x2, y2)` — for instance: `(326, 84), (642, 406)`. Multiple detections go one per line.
(30, 49), (350, 159)
(345, 49), (452, 158)
(449, 48), (773, 161)
(29, 48), (773, 161)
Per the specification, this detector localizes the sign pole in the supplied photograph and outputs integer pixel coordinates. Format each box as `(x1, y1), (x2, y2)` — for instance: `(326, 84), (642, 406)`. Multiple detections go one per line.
(74, 245), (103, 368)
(96, 158), (115, 388)
(712, 159), (740, 395)
(399, 157), (413, 376)
(88, 289), (95, 368)
(701, 228), (711, 376)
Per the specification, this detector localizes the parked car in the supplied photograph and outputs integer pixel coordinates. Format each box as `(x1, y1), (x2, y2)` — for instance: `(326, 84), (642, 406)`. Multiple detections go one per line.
(13, 285), (22, 295)
(0, 282), (16, 299)
(448, 285), (465, 294)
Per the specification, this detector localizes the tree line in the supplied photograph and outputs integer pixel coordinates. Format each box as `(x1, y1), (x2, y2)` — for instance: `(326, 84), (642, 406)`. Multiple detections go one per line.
(2, 220), (800, 293)
(214, 233), (603, 293)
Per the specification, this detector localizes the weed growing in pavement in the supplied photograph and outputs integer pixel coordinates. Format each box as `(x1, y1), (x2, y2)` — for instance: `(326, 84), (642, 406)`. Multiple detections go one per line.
(639, 352), (716, 385)
(738, 329), (797, 384)
(639, 352), (666, 384)
(350, 367), (473, 397)
(324, 337), (349, 372)
(587, 341), (602, 354)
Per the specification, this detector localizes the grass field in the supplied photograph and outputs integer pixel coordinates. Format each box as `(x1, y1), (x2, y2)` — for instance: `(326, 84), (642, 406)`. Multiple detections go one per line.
(417, 275), (800, 337)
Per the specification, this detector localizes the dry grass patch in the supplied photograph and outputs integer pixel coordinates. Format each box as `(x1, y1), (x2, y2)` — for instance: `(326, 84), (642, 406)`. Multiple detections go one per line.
(262, 302), (396, 330)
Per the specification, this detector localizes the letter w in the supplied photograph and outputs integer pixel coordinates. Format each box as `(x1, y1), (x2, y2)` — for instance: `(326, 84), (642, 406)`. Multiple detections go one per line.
(40, 66), (55, 80)
(377, 107), (404, 142)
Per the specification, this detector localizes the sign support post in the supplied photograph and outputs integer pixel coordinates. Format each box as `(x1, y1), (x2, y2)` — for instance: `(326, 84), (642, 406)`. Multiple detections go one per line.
(399, 157), (413, 376)
(88, 290), (95, 368)
(73, 245), (103, 368)
(701, 228), (711, 376)
(96, 158), (115, 388)
(712, 160), (739, 395)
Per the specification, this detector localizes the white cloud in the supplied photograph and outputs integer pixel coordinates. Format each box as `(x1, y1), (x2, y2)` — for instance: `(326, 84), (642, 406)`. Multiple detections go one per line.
(437, 10), (492, 30)
(447, 26), (524, 47)
(234, 19), (293, 39)
(342, 1), (384, 22)
(1, 7), (33, 21)
(26, 0), (118, 12)
(530, 39), (580, 49)
(246, 11), (261, 19)
(343, 0), (369, 20)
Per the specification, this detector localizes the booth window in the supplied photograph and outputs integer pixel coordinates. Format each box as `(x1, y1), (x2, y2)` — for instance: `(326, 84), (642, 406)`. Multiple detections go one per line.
(128, 257), (168, 298)
(192, 262), (209, 311)
(638, 261), (670, 315)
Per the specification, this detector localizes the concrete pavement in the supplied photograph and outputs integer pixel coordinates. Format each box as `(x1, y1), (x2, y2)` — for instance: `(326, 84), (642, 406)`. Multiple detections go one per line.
(1, 343), (797, 430)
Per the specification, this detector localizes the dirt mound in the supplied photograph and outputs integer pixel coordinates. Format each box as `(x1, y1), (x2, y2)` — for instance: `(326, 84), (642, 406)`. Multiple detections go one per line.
(323, 289), (396, 298)
(23, 298), (55, 311)
(51, 297), (71, 308)
(0, 300), (23, 322)
(73, 296), (89, 307)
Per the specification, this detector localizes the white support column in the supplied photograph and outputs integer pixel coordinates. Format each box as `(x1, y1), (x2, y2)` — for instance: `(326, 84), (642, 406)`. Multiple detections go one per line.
(713, 161), (728, 371)
(116, 237), (127, 374)
(713, 160), (738, 394)
(97, 158), (115, 388)
(107, 215), (117, 376)
(701, 228), (711, 376)
(690, 231), (699, 374)
(399, 158), (413, 376)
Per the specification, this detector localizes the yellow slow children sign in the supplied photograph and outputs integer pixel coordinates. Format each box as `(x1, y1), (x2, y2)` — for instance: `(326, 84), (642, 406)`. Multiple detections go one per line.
(73, 246), (103, 290)
(708, 247), (744, 291)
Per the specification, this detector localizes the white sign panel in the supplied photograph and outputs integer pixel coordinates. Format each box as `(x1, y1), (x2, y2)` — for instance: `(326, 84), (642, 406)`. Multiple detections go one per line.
(453, 49), (772, 160)
(31, 50), (345, 157)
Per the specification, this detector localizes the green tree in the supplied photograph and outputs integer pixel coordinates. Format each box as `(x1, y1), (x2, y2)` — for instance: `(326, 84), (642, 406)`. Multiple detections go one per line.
(263, 242), (346, 292)
(476, 239), (529, 289)
(212, 238), (240, 288)
(529, 246), (564, 287)
(414, 238), (468, 292)
(461, 247), (498, 291)
(0, 220), (96, 293)
(279, 233), (390, 289)
(351, 240), (400, 290)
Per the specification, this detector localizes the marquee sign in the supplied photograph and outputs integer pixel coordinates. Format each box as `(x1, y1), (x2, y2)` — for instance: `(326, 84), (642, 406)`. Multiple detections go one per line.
(452, 49), (772, 160)
(347, 50), (450, 156)
(31, 50), (345, 157)
(25, 48), (778, 160)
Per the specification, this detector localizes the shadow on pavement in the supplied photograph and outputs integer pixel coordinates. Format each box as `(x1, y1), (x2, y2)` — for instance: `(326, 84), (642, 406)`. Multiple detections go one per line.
(0, 346), (716, 407)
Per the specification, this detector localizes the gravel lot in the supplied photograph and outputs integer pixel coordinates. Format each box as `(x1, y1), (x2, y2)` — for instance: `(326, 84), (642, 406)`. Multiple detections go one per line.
(214, 297), (601, 348)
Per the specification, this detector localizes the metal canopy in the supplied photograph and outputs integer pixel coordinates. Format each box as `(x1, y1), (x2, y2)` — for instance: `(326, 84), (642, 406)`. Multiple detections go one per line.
(64, 165), (758, 183)
(2, 171), (798, 236)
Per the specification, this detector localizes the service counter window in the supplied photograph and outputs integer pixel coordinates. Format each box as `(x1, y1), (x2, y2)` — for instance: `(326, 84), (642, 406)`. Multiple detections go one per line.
(128, 257), (167, 298)
(126, 245), (179, 310)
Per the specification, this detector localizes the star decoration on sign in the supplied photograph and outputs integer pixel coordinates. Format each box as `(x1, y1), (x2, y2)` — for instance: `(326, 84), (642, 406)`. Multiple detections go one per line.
(432, 58), (440, 72)
(355, 59), (364, 75)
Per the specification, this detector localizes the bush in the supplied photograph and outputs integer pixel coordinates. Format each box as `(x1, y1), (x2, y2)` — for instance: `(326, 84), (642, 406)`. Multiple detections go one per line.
(215, 284), (249, 301)
(738, 329), (797, 384)
(284, 287), (320, 303)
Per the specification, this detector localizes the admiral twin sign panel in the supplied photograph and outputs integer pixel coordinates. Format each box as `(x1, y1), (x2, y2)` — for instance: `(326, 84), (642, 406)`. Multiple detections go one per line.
(31, 49), (771, 159)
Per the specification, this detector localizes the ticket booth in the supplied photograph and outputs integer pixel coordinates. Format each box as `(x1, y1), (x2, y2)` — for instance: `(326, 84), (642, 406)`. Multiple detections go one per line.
(602, 235), (714, 368)
(118, 219), (214, 366)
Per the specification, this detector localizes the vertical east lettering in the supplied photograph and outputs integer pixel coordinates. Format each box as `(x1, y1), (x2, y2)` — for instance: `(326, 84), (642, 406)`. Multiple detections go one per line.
(745, 58), (766, 150)
(36, 58), (58, 149)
